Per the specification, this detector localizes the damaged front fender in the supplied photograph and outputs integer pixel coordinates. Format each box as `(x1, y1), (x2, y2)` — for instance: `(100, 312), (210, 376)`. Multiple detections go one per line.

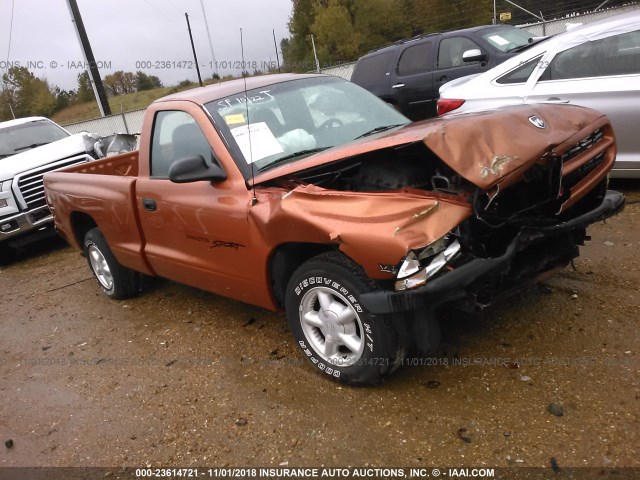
(251, 184), (471, 279)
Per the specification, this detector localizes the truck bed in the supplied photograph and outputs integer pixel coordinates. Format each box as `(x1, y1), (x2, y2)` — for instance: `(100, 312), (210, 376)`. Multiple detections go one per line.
(59, 151), (139, 176)
(43, 150), (153, 276)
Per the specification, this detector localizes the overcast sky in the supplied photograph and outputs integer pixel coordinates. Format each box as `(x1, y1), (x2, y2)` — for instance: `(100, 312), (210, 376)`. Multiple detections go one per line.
(0, 0), (293, 90)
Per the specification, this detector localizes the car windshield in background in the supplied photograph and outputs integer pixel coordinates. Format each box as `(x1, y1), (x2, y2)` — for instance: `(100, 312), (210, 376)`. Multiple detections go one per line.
(481, 27), (533, 52)
(0, 120), (70, 160)
(205, 76), (409, 174)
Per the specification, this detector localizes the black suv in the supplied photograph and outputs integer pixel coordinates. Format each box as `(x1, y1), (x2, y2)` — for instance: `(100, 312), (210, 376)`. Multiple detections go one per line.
(351, 25), (536, 120)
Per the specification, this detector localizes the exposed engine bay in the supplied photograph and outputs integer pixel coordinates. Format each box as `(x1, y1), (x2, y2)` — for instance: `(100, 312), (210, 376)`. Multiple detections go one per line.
(266, 142), (470, 195)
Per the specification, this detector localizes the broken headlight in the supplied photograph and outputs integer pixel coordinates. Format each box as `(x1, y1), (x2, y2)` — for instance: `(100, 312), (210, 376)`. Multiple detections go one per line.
(395, 238), (461, 291)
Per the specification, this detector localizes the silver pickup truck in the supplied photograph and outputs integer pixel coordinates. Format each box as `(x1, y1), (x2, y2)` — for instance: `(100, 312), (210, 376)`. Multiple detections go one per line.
(0, 117), (135, 264)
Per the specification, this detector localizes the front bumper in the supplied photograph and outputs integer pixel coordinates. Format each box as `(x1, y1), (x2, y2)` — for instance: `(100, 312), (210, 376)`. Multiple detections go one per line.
(0, 205), (55, 245)
(360, 190), (625, 315)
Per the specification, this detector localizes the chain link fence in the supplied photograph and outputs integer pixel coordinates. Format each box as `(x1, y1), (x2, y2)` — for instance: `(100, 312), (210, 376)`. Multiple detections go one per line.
(519, 3), (639, 36)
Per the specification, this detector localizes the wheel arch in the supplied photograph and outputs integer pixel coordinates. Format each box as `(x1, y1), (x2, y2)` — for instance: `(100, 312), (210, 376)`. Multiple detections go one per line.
(268, 242), (336, 309)
(70, 211), (98, 251)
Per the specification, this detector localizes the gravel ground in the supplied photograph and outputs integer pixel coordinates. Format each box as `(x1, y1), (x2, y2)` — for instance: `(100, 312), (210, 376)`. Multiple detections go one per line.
(0, 182), (638, 475)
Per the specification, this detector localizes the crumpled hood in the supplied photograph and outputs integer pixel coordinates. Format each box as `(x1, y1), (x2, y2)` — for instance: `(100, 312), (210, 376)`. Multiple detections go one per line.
(253, 103), (606, 191)
(422, 103), (607, 189)
(0, 133), (93, 180)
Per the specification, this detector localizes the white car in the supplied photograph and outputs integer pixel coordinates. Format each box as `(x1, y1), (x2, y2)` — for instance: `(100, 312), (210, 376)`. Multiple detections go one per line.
(438, 11), (640, 178)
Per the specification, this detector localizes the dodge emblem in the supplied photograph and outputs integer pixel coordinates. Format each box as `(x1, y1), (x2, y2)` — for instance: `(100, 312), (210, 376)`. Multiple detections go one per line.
(528, 116), (546, 129)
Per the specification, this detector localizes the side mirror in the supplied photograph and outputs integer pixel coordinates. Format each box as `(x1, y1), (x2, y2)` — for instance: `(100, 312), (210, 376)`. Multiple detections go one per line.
(462, 49), (487, 63)
(168, 155), (227, 183)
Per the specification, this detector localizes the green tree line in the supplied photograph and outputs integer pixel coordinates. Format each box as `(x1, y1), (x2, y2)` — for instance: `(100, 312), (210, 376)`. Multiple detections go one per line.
(0, 69), (162, 121)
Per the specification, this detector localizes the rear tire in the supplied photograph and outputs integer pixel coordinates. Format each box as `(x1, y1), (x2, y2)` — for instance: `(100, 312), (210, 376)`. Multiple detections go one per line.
(285, 251), (406, 386)
(84, 228), (139, 299)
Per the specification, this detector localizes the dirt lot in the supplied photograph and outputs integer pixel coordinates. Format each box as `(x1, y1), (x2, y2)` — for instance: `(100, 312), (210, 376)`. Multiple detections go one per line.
(0, 182), (638, 474)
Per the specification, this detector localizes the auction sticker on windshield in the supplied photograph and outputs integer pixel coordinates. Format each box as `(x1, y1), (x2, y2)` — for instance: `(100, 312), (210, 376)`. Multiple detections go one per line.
(230, 122), (284, 163)
(488, 34), (510, 46)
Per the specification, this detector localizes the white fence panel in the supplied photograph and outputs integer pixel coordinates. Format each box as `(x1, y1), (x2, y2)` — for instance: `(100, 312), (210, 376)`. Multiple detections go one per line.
(63, 108), (146, 136)
(321, 62), (356, 80)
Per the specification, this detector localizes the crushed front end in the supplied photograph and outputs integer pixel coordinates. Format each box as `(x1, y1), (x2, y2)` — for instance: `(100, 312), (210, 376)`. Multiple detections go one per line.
(358, 105), (625, 314)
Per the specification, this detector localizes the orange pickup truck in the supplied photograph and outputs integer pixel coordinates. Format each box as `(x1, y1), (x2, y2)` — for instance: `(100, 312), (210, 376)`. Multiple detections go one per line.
(44, 73), (624, 385)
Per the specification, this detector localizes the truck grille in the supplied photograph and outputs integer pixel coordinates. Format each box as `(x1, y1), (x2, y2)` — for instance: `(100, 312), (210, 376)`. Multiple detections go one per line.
(561, 128), (604, 190)
(561, 128), (603, 164)
(465, 123), (614, 257)
(16, 155), (91, 210)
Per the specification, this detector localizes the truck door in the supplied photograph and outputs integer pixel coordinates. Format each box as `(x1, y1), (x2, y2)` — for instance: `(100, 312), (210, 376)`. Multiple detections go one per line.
(391, 40), (436, 120)
(135, 109), (264, 307)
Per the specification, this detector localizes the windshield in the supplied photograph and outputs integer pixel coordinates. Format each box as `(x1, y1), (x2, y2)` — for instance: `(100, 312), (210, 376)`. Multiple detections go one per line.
(204, 76), (409, 175)
(0, 119), (69, 160)
(481, 27), (532, 52)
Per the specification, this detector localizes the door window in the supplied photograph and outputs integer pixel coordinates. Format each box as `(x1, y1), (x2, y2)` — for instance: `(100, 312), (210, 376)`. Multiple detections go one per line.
(541, 29), (640, 81)
(396, 42), (433, 76)
(150, 110), (214, 178)
(438, 37), (481, 68)
(351, 51), (395, 87)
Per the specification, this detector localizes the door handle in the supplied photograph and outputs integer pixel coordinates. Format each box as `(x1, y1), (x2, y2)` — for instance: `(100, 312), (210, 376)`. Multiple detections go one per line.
(143, 198), (157, 211)
(437, 76), (449, 83)
(545, 97), (570, 103)
(392, 83), (405, 89)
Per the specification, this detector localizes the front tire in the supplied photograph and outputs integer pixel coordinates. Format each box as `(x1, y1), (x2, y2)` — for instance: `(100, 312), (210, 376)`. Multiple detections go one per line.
(84, 228), (139, 299)
(285, 251), (405, 385)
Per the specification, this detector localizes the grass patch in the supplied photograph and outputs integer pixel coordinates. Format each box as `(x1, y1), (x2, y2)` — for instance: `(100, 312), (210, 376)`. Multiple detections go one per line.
(52, 86), (176, 125)
(52, 76), (242, 125)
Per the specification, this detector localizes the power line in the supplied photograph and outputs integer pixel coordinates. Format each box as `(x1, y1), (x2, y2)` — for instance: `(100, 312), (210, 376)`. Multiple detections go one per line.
(140, 0), (179, 25)
(1, 0), (16, 119)
(4, 0), (15, 71)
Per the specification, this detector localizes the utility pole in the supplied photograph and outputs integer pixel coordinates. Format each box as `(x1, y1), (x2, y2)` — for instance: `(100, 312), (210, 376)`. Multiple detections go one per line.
(66, 0), (111, 116)
(185, 13), (204, 87)
(311, 34), (320, 73)
(273, 29), (281, 73)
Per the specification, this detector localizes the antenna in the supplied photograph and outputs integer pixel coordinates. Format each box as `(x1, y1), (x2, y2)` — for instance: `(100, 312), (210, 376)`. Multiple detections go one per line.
(241, 28), (258, 206)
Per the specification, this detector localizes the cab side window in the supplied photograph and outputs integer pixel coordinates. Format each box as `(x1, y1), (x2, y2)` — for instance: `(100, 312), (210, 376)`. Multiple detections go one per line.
(438, 37), (481, 69)
(150, 111), (214, 178)
(397, 42), (433, 76)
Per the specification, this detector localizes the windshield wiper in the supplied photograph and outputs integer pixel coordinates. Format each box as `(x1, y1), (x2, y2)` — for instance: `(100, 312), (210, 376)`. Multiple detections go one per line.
(355, 124), (405, 139)
(507, 36), (549, 54)
(258, 147), (330, 172)
(13, 142), (50, 152)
